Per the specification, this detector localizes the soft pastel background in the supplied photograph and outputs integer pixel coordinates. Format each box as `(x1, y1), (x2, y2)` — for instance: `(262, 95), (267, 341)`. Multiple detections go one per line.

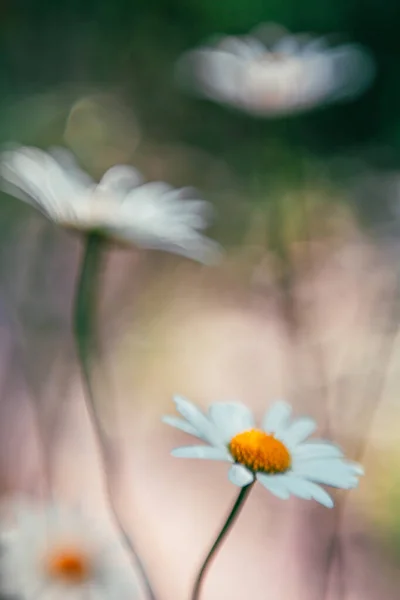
(1, 1), (400, 599)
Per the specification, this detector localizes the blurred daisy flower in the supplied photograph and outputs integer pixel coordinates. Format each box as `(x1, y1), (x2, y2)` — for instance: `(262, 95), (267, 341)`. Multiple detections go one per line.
(163, 397), (364, 507)
(0, 145), (221, 263)
(176, 23), (375, 116)
(0, 500), (139, 600)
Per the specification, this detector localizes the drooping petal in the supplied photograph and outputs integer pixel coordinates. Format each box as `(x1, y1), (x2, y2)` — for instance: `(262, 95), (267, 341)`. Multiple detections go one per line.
(228, 464), (254, 487)
(208, 402), (255, 443)
(256, 473), (290, 499)
(171, 445), (232, 461)
(0, 146), (94, 223)
(292, 458), (364, 488)
(145, 235), (222, 266)
(0, 147), (60, 216)
(105, 185), (222, 264)
(277, 474), (334, 508)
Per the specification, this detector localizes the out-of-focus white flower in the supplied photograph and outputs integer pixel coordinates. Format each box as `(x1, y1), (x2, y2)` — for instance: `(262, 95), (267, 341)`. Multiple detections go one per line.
(0, 145), (221, 264)
(0, 500), (139, 600)
(176, 23), (375, 116)
(163, 397), (364, 507)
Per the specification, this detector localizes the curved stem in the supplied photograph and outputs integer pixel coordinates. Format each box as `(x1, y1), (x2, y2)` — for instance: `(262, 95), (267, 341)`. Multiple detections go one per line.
(320, 290), (400, 600)
(73, 233), (156, 600)
(192, 483), (254, 600)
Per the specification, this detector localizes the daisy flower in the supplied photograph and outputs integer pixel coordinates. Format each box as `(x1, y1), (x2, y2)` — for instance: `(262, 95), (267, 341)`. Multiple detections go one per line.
(0, 145), (220, 264)
(0, 500), (140, 600)
(175, 23), (375, 116)
(163, 397), (364, 507)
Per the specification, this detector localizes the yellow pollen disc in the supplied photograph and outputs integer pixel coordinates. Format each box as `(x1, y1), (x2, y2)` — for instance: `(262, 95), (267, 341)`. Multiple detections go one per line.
(229, 429), (291, 474)
(45, 548), (91, 584)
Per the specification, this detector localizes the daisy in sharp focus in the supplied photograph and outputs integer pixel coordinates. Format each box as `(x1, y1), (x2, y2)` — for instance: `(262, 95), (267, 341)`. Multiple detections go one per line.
(163, 397), (364, 507)
(0, 145), (221, 264)
(0, 500), (140, 600)
(175, 23), (375, 116)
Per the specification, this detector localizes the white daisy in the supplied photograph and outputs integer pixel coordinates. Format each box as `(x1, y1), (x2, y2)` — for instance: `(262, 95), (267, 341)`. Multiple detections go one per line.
(0, 145), (221, 264)
(0, 500), (140, 600)
(163, 397), (364, 507)
(175, 23), (375, 116)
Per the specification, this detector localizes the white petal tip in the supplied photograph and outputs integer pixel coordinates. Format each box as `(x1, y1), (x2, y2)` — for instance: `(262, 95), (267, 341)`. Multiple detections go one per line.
(353, 465), (365, 476)
(192, 243), (224, 266)
(172, 394), (186, 405)
(170, 448), (183, 457)
(321, 496), (335, 509)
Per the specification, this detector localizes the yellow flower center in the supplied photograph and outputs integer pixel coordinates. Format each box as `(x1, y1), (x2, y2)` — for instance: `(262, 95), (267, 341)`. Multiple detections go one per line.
(229, 429), (291, 473)
(45, 547), (91, 584)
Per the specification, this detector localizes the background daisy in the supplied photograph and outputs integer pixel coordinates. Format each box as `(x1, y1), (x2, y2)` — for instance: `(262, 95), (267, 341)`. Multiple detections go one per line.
(0, 145), (221, 264)
(0, 499), (140, 600)
(175, 23), (375, 116)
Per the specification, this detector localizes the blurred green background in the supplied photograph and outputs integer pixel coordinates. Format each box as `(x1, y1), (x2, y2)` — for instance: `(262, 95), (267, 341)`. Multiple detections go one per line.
(0, 0), (398, 212)
(0, 0), (398, 266)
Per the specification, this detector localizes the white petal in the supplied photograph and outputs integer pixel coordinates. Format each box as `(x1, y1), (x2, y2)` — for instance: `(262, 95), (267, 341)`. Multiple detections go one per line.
(256, 473), (290, 499)
(0, 147), (58, 215)
(228, 464), (254, 487)
(292, 458), (364, 489)
(0, 146), (93, 223)
(97, 165), (143, 194)
(293, 441), (344, 460)
(279, 417), (317, 447)
(161, 415), (203, 439)
(173, 396), (225, 447)
(104, 183), (221, 264)
(218, 36), (265, 59)
(110, 226), (221, 265)
(151, 236), (222, 265)
(277, 474), (334, 507)
(351, 464), (364, 476)
(272, 36), (301, 56)
(120, 182), (175, 209)
(208, 402), (255, 443)
(171, 445), (232, 461)
(327, 45), (376, 101)
(48, 147), (94, 188)
(262, 401), (292, 436)
(302, 38), (328, 55)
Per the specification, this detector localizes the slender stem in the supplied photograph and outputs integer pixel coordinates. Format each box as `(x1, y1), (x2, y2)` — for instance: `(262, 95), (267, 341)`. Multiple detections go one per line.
(73, 233), (156, 600)
(321, 289), (400, 600)
(192, 483), (254, 600)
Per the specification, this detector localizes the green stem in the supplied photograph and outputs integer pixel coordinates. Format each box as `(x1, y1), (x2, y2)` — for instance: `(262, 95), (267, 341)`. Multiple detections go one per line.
(73, 233), (156, 600)
(192, 483), (254, 600)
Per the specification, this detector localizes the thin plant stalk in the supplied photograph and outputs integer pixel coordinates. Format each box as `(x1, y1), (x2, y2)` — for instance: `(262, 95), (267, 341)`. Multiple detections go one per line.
(192, 482), (254, 600)
(73, 232), (156, 600)
(321, 286), (400, 600)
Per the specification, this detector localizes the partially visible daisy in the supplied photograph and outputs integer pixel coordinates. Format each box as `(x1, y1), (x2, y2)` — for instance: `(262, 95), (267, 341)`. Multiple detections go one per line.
(175, 23), (375, 116)
(0, 145), (221, 264)
(163, 397), (364, 507)
(0, 500), (140, 600)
